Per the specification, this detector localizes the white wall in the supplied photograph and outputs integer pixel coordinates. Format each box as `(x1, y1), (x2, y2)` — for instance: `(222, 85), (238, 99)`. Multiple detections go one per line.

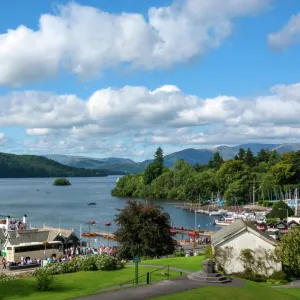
(215, 230), (281, 275)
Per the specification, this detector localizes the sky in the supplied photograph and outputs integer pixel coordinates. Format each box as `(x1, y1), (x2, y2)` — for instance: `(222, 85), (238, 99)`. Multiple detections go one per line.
(0, 0), (300, 161)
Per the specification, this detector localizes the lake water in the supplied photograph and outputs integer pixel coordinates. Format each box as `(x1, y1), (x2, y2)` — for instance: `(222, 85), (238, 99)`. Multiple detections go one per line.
(0, 176), (219, 246)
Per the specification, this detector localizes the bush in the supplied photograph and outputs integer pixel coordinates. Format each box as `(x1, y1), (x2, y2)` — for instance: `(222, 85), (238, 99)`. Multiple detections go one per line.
(35, 268), (54, 291)
(267, 279), (288, 285)
(270, 270), (287, 281)
(0, 273), (20, 282)
(40, 255), (125, 275)
(204, 246), (213, 259)
(173, 250), (185, 257)
(233, 271), (267, 282)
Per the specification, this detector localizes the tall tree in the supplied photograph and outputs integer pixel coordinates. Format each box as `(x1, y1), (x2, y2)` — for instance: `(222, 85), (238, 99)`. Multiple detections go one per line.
(244, 148), (255, 166)
(237, 148), (246, 161)
(143, 147), (164, 184)
(208, 152), (224, 169)
(114, 200), (175, 259)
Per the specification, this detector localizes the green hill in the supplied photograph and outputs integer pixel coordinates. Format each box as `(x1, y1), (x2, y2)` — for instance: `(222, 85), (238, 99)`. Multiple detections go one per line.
(0, 152), (112, 178)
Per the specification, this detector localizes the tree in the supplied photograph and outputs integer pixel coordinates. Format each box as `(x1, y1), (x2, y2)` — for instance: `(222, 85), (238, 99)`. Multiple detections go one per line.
(272, 163), (295, 185)
(114, 200), (175, 259)
(276, 228), (300, 276)
(143, 147), (164, 185)
(237, 148), (246, 161)
(208, 152), (224, 169)
(268, 200), (293, 219)
(244, 148), (255, 166)
(53, 178), (71, 186)
(257, 149), (269, 163)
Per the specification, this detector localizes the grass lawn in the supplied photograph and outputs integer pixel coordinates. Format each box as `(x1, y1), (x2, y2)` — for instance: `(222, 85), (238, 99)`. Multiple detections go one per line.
(0, 266), (182, 300)
(140, 256), (205, 272)
(152, 281), (300, 300)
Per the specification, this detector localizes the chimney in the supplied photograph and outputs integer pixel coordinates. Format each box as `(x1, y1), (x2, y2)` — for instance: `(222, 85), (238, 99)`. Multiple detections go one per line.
(6, 216), (10, 231)
(23, 215), (27, 229)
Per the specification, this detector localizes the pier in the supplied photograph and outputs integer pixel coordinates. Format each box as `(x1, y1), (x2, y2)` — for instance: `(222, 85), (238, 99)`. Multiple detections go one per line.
(82, 232), (116, 241)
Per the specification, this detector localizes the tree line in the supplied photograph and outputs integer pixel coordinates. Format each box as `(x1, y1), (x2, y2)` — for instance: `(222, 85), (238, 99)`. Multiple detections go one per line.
(112, 147), (300, 205)
(0, 152), (108, 178)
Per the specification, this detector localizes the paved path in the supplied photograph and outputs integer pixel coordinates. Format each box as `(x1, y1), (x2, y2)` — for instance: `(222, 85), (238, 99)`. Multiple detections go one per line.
(126, 264), (193, 274)
(74, 276), (244, 300)
(272, 280), (300, 289)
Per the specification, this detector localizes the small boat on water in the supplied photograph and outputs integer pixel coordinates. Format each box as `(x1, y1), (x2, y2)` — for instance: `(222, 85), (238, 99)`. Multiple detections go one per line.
(209, 209), (228, 216)
(213, 216), (234, 226)
(116, 177), (120, 183)
(86, 202), (97, 206)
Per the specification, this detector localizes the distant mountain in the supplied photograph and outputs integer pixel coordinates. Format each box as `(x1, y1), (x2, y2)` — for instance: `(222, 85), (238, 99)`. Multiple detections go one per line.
(46, 143), (300, 174)
(0, 152), (116, 178)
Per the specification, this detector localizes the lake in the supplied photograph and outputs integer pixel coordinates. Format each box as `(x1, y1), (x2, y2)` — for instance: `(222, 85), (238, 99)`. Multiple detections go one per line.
(0, 176), (219, 246)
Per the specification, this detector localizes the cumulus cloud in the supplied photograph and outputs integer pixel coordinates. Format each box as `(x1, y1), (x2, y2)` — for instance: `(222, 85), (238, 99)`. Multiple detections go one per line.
(0, 0), (271, 86)
(268, 12), (300, 50)
(0, 81), (298, 157)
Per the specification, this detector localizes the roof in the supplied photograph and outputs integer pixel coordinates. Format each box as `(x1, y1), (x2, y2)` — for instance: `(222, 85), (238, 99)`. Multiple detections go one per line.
(40, 226), (75, 242)
(211, 219), (246, 245)
(0, 229), (5, 242)
(211, 219), (276, 247)
(6, 230), (50, 246)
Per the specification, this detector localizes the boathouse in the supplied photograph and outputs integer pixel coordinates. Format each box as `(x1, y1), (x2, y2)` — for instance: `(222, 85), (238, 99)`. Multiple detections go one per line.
(41, 226), (80, 249)
(211, 220), (282, 276)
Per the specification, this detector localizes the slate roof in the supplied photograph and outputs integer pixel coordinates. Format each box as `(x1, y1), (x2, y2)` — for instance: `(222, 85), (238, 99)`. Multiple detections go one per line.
(0, 229), (5, 242)
(40, 226), (75, 242)
(211, 219), (276, 246)
(7, 230), (50, 246)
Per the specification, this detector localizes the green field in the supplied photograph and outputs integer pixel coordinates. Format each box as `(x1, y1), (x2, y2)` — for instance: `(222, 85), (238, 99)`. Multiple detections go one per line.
(0, 266), (183, 300)
(140, 256), (205, 272)
(153, 281), (300, 300)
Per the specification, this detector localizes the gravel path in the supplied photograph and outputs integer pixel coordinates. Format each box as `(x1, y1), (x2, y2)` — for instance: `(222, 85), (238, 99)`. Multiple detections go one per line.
(74, 276), (244, 300)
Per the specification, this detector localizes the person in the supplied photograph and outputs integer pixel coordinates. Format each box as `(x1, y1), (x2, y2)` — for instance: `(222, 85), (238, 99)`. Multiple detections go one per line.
(2, 257), (7, 270)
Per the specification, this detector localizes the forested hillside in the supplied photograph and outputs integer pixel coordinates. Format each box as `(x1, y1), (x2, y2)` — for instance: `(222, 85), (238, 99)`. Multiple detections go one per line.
(0, 153), (109, 178)
(112, 147), (300, 205)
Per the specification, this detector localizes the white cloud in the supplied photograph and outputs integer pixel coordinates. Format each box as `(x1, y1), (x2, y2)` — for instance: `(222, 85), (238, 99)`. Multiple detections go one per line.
(0, 0), (271, 86)
(26, 128), (56, 136)
(0, 133), (6, 145)
(1, 81), (300, 158)
(268, 12), (300, 50)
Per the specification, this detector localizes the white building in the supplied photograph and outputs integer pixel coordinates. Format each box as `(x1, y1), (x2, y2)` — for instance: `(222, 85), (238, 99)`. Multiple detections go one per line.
(211, 219), (282, 276)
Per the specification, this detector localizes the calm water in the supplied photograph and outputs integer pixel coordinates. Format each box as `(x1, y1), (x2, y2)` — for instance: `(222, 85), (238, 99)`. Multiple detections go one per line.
(0, 176), (218, 246)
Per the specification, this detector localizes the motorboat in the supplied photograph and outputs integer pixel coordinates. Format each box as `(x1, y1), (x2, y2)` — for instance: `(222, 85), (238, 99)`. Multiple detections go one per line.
(213, 216), (234, 226)
(209, 209), (228, 216)
(86, 202), (97, 206)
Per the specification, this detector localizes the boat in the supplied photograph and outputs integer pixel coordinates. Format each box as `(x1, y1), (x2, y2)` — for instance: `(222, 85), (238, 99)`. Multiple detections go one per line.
(116, 177), (120, 183)
(213, 216), (234, 226)
(209, 209), (228, 216)
(86, 202), (97, 206)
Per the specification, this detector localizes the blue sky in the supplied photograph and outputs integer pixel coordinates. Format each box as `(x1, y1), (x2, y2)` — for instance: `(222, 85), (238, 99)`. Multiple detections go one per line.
(0, 0), (300, 160)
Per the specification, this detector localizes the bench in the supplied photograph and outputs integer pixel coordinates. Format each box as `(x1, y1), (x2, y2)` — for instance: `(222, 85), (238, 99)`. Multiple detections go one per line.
(8, 263), (41, 271)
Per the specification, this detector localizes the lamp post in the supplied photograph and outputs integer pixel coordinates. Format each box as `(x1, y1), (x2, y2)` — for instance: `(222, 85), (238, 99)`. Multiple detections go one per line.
(105, 222), (111, 247)
(279, 208), (289, 220)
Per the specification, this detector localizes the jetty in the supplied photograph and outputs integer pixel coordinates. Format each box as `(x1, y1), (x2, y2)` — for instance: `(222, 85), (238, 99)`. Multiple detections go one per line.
(82, 232), (116, 241)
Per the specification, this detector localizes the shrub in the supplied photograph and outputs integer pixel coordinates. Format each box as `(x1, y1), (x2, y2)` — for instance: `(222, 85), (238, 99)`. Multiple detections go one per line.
(0, 273), (20, 282)
(173, 250), (185, 257)
(95, 256), (118, 270)
(35, 268), (54, 291)
(269, 270), (287, 281)
(39, 255), (125, 275)
(267, 279), (288, 285)
(233, 271), (267, 282)
(204, 246), (213, 259)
